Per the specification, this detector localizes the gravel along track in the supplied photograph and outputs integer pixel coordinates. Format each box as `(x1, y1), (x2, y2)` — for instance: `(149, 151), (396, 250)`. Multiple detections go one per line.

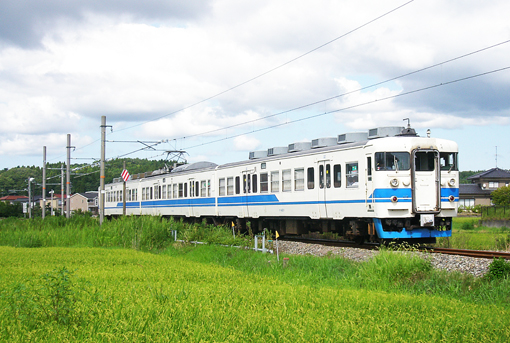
(276, 240), (495, 277)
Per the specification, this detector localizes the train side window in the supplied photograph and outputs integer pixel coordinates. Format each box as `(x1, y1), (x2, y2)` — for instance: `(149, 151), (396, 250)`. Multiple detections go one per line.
(271, 171), (279, 192)
(190, 182), (194, 198)
(178, 184), (182, 198)
(195, 181), (200, 197)
(184, 183), (188, 197)
(326, 164), (331, 188)
(282, 169), (291, 192)
(243, 174), (250, 193)
(307, 167), (314, 189)
(134, 189), (138, 201)
(162, 185), (166, 199)
(227, 177), (234, 195)
(319, 165), (324, 189)
(333, 164), (341, 188)
(260, 173), (268, 193)
(295, 168), (304, 191)
(252, 174), (258, 193)
(207, 180), (211, 197)
(235, 176), (240, 194)
(154, 186), (159, 200)
(219, 178), (225, 196)
(173, 184), (178, 198)
(200, 180), (206, 197)
(346, 162), (359, 188)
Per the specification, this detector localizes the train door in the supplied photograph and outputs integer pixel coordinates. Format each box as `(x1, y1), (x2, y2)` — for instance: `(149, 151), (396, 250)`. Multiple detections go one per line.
(188, 178), (195, 217)
(365, 154), (374, 211)
(242, 169), (256, 217)
(411, 149), (440, 213)
(317, 160), (331, 218)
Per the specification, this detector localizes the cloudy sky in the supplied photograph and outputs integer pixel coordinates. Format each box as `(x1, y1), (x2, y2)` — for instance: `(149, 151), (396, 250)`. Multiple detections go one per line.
(1, 0), (509, 171)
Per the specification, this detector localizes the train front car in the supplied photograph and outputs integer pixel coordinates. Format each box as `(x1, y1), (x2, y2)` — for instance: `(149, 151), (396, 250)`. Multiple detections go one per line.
(367, 128), (458, 243)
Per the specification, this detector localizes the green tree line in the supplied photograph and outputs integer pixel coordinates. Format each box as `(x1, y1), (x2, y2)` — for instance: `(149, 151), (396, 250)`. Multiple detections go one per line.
(0, 158), (171, 196)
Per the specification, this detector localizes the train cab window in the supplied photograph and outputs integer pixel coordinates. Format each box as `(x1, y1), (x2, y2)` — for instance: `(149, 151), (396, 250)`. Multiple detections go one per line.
(375, 152), (410, 171)
(282, 169), (291, 192)
(252, 174), (258, 193)
(333, 164), (341, 188)
(271, 171), (279, 192)
(307, 167), (314, 189)
(260, 173), (268, 193)
(200, 180), (206, 197)
(295, 168), (304, 191)
(219, 178), (226, 196)
(346, 162), (359, 188)
(415, 151), (436, 171)
(235, 176), (240, 194)
(227, 177), (234, 195)
(440, 152), (458, 171)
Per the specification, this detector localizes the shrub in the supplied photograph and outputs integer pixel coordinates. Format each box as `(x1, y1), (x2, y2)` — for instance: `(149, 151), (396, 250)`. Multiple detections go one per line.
(486, 258), (510, 280)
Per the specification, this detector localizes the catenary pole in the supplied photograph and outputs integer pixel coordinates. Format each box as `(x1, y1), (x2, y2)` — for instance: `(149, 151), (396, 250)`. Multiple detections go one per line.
(66, 134), (71, 218)
(100, 116), (106, 225)
(42, 146), (46, 219)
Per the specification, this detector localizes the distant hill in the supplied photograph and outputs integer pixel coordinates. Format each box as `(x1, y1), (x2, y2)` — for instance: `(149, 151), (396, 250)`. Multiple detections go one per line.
(0, 158), (171, 196)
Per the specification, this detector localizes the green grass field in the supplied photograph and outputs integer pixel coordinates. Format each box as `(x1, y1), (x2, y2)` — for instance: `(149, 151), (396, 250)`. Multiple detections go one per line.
(1, 246), (510, 342)
(1, 216), (510, 341)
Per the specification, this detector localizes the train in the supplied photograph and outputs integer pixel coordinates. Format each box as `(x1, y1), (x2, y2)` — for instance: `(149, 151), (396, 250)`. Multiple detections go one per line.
(104, 124), (459, 243)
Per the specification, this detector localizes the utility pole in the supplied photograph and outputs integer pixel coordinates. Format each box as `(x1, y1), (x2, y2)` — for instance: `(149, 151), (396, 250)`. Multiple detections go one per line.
(123, 160), (126, 215)
(100, 116), (106, 225)
(28, 177), (34, 219)
(66, 134), (74, 218)
(42, 146), (46, 219)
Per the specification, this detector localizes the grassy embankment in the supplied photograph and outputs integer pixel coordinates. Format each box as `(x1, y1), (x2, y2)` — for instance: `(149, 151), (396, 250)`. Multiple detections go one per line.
(436, 217), (510, 250)
(1, 216), (510, 341)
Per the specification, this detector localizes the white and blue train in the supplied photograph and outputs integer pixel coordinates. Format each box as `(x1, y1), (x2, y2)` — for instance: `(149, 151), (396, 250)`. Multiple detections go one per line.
(104, 125), (459, 243)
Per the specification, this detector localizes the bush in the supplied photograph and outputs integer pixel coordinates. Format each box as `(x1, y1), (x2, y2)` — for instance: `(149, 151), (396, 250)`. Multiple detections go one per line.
(486, 257), (510, 280)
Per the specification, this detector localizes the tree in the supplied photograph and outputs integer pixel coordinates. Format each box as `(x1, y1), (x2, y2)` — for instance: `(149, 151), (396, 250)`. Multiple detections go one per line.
(491, 185), (510, 206)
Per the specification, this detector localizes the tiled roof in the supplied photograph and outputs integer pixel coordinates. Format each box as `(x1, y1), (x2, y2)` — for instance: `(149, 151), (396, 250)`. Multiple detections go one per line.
(459, 184), (492, 196)
(467, 167), (510, 180)
(0, 195), (28, 201)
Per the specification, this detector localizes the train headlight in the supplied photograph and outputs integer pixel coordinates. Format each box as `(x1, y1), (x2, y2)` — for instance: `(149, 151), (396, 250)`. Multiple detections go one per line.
(449, 195), (455, 202)
(448, 178), (456, 187)
(391, 196), (398, 203)
(390, 178), (399, 187)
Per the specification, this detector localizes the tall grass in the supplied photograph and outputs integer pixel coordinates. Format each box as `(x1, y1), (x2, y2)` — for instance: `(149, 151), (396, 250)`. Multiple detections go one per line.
(0, 215), (251, 250)
(1, 247), (509, 342)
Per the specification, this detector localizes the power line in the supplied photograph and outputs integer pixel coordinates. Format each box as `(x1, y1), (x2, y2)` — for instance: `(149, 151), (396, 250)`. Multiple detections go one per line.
(173, 39), (510, 142)
(182, 66), (510, 150)
(113, 0), (416, 134)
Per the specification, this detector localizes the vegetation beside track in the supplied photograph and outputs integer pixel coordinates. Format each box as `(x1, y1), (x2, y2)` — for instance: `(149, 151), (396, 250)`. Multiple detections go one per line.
(1, 246), (510, 342)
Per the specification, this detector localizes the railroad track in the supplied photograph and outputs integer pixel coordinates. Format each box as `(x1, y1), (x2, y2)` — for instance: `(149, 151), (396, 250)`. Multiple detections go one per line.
(281, 236), (510, 260)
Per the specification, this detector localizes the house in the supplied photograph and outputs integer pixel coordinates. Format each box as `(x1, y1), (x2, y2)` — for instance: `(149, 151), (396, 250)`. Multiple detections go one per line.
(69, 192), (99, 215)
(459, 167), (510, 207)
(38, 193), (63, 212)
(0, 195), (28, 204)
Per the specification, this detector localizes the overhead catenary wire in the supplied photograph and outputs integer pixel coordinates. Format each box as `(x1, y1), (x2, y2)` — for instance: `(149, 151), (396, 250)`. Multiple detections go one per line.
(112, 0), (416, 134)
(181, 66), (510, 150)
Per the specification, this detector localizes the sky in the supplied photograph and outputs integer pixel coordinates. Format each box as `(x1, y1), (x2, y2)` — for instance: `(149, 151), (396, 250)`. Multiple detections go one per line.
(0, 0), (509, 172)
